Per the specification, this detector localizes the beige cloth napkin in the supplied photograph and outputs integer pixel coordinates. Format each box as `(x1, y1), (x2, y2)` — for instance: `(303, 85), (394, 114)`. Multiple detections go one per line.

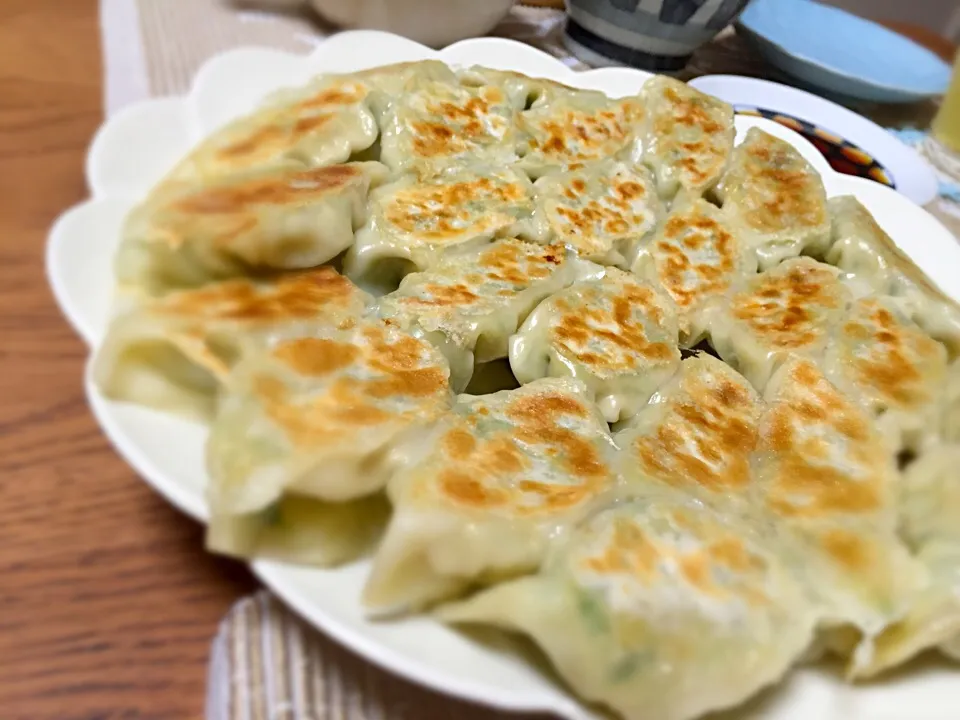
(207, 591), (557, 720)
(94, 2), (960, 718)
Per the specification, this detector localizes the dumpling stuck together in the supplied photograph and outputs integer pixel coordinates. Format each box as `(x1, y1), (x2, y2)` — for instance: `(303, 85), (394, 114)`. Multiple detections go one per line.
(376, 238), (578, 391)
(92, 58), (960, 720)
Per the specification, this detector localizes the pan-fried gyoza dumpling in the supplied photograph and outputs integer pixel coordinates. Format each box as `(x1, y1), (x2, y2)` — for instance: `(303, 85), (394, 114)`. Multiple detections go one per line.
(516, 88), (644, 178)
(166, 61), (455, 185)
(166, 77), (378, 185)
(206, 320), (452, 558)
(632, 198), (756, 345)
(822, 296), (947, 452)
(376, 239), (578, 391)
(706, 257), (850, 391)
(117, 162), (388, 295)
(509, 269), (681, 423)
(640, 75), (735, 201)
(363, 378), (619, 614)
(753, 359), (926, 665)
(716, 129), (831, 270)
(93, 267), (371, 421)
(826, 195), (960, 357)
(343, 166), (535, 293)
(441, 494), (818, 720)
(530, 159), (662, 266)
(379, 75), (522, 177)
(614, 354), (762, 509)
(857, 445), (960, 676)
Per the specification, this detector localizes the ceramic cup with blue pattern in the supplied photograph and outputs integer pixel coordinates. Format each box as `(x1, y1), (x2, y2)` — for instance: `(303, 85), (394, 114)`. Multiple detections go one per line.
(563, 0), (752, 72)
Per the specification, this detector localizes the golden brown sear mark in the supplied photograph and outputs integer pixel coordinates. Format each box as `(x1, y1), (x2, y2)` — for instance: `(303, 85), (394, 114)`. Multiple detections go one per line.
(733, 262), (841, 350)
(384, 175), (527, 240)
(552, 281), (674, 370)
(633, 372), (759, 493)
(739, 135), (826, 233)
(158, 268), (362, 322)
(175, 165), (362, 214)
(436, 387), (611, 514)
(656, 207), (736, 310)
(259, 325), (448, 446)
(843, 300), (942, 409)
(581, 515), (771, 605)
(762, 361), (884, 518)
(533, 109), (629, 161)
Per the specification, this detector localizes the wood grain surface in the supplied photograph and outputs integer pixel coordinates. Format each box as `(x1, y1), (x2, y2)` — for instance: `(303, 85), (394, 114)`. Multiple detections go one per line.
(0, 2), (258, 718)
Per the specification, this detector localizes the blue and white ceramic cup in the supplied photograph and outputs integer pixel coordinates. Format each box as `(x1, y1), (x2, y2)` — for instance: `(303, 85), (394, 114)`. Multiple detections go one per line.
(563, 0), (752, 71)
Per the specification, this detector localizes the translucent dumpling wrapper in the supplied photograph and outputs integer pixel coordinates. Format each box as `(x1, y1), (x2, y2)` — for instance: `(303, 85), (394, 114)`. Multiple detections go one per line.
(822, 296), (947, 452)
(206, 492), (391, 567)
(363, 378), (619, 615)
(509, 268), (681, 423)
(639, 75), (735, 201)
(632, 197), (756, 345)
(375, 239), (580, 391)
(944, 360), (960, 443)
(826, 195), (960, 357)
(753, 358), (926, 667)
(515, 86), (644, 178)
(379, 75), (522, 177)
(206, 319), (453, 521)
(117, 162), (388, 295)
(706, 257), (851, 391)
(441, 494), (818, 720)
(614, 354), (763, 510)
(716, 128), (831, 270)
(342, 166), (536, 293)
(530, 158), (662, 267)
(93, 267), (372, 421)
(854, 445), (960, 676)
(900, 447), (960, 552)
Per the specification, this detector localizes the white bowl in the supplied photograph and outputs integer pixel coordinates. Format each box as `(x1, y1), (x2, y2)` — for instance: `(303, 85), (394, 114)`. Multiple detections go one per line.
(47, 30), (960, 720)
(309, 0), (516, 48)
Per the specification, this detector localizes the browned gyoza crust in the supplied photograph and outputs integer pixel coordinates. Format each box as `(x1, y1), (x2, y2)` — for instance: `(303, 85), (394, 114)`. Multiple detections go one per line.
(94, 58), (960, 720)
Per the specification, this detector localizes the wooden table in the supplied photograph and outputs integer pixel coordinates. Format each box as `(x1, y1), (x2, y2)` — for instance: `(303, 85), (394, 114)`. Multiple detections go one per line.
(0, 2), (258, 718)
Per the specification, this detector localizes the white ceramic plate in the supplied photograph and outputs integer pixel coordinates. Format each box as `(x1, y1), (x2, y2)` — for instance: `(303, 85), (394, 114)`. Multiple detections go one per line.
(48, 31), (960, 720)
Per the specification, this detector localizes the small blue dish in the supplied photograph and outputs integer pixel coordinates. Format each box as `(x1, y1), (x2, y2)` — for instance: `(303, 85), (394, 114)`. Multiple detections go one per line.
(736, 0), (951, 103)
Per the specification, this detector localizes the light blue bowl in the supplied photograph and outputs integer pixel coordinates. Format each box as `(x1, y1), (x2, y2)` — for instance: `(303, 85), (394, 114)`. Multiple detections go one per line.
(737, 0), (951, 103)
